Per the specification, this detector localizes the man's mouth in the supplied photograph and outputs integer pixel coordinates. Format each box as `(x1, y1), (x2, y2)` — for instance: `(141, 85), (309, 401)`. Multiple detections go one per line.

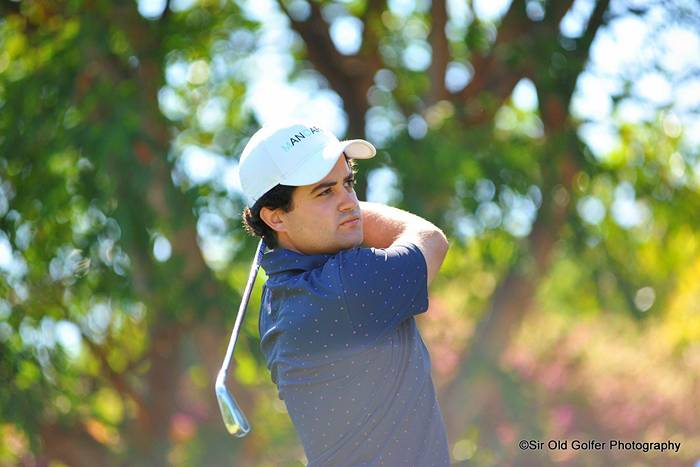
(339, 216), (360, 227)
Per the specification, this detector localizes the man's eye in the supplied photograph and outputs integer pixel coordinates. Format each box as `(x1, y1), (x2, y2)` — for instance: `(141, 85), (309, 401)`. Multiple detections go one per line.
(318, 179), (354, 197)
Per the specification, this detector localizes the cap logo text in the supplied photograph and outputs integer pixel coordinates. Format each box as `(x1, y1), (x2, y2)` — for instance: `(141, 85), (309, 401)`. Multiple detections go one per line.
(280, 126), (322, 152)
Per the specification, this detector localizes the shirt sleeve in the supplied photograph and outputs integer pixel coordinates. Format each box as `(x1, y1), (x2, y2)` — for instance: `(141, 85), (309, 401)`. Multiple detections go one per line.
(336, 241), (429, 341)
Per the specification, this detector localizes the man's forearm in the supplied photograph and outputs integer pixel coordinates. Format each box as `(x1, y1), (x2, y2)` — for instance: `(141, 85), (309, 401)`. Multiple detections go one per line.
(359, 201), (441, 248)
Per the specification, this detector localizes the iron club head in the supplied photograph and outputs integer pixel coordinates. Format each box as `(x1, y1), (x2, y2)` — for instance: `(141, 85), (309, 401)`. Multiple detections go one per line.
(215, 371), (251, 437)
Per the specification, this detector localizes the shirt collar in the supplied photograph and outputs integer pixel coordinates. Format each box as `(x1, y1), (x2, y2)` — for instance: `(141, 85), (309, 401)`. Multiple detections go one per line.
(261, 247), (333, 275)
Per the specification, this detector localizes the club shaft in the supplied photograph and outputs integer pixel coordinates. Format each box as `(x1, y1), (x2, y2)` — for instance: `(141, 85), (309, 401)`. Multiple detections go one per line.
(219, 239), (265, 376)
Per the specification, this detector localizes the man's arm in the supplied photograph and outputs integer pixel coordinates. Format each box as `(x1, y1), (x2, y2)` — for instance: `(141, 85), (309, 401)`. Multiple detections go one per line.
(359, 201), (449, 286)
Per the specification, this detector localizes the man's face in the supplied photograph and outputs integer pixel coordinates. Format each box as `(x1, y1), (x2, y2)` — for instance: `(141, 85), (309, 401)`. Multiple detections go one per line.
(266, 155), (363, 255)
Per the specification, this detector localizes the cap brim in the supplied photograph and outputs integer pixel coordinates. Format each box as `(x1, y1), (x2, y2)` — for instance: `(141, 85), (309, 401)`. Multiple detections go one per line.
(340, 139), (376, 160)
(282, 139), (376, 187)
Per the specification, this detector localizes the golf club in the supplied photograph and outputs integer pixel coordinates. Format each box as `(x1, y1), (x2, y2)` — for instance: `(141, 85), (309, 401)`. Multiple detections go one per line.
(215, 238), (266, 437)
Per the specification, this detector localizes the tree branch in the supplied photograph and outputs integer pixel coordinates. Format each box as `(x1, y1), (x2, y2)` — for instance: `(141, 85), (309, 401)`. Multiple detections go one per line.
(360, 0), (386, 72)
(452, 0), (532, 124)
(577, 0), (611, 62)
(160, 0), (171, 21)
(81, 332), (150, 420)
(545, 0), (578, 26)
(276, 0), (384, 138)
(277, 0), (352, 82)
(538, 0), (611, 128)
(0, 0), (21, 16)
(427, 0), (450, 106)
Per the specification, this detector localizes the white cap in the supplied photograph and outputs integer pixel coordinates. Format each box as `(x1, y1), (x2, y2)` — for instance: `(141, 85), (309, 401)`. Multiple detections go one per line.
(237, 121), (376, 206)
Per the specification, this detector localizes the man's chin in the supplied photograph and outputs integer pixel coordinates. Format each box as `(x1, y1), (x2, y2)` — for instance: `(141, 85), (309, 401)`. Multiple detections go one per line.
(328, 236), (363, 254)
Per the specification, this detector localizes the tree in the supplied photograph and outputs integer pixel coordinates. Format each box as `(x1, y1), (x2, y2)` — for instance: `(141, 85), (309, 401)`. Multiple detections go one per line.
(1, 0), (699, 465)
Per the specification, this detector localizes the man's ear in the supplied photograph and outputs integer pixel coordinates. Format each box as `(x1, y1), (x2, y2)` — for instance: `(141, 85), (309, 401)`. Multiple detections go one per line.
(260, 206), (288, 233)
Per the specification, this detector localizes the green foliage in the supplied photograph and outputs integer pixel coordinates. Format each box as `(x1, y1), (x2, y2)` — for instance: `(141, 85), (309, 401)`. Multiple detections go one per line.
(1, 1), (699, 466)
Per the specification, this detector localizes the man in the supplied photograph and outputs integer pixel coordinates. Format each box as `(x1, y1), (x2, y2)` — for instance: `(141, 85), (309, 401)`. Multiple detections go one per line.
(238, 121), (450, 466)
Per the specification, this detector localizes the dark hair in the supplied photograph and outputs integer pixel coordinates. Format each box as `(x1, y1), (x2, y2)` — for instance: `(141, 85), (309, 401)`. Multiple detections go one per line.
(242, 155), (357, 249)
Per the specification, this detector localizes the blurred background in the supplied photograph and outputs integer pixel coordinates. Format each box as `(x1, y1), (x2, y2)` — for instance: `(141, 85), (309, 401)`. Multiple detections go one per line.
(1, 0), (700, 465)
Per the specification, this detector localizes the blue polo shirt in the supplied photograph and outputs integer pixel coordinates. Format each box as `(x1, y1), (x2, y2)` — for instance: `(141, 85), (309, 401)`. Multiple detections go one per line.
(258, 242), (450, 467)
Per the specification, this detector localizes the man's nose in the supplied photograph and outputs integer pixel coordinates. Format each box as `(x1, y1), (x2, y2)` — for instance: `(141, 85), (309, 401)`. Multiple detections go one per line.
(338, 186), (358, 211)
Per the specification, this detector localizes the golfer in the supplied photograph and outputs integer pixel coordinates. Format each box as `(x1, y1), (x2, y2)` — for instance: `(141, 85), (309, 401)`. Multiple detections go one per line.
(238, 121), (450, 466)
